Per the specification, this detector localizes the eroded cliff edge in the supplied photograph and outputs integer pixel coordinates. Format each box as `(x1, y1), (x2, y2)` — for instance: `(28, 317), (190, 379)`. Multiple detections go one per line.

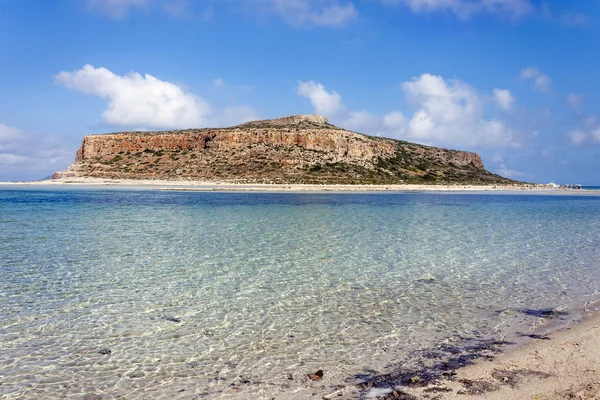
(53, 115), (515, 184)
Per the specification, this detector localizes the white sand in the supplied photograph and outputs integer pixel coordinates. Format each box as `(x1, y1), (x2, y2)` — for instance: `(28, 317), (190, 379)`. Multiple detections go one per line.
(0, 177), (580, 193)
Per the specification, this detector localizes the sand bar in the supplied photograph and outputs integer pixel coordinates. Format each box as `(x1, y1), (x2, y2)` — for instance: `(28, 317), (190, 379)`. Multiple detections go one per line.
(0, 177), (596, 194)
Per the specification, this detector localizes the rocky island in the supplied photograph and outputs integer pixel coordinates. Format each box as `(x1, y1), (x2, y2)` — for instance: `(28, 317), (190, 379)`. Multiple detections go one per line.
(53, 115), (514, 185)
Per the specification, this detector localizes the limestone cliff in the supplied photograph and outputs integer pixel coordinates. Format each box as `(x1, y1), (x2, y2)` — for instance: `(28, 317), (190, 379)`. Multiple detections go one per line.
(53, 115), (514, 184)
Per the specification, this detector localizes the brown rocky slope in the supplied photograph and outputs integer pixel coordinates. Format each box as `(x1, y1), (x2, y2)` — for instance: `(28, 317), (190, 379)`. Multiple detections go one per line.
(53, 115), (516, 185)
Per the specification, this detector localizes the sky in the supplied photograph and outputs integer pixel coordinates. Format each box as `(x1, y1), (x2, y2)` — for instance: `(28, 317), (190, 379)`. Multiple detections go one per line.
(1, 0), (599, 184)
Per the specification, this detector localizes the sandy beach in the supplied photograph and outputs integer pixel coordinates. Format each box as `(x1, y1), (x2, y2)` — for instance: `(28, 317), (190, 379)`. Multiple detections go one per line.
(390, 310), (600, 400)
(0, 177), (582, 193)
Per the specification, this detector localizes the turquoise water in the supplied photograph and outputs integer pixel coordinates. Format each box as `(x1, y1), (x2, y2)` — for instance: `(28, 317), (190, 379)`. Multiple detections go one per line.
(2, 188), (600, 399)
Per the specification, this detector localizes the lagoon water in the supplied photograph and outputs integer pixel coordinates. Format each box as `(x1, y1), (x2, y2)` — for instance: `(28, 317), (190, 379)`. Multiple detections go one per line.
(2, 188), (600, 399)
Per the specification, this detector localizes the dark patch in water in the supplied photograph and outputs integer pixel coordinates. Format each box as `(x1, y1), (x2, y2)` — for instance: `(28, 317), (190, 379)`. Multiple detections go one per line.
(518, 308), (568, 318)
(522, 333), (551, 340)
(420, 351), (444, 359)
(355, 337), (510, 397)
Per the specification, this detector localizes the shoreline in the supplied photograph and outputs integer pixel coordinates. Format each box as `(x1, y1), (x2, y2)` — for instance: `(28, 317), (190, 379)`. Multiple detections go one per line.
(0, 177), (594, 194)
(346, 294), (600, 400)
(389, 309), (600, 400)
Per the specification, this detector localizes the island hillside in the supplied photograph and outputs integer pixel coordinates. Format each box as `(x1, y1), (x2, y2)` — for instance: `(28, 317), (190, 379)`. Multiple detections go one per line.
(52, 115), (515, 185)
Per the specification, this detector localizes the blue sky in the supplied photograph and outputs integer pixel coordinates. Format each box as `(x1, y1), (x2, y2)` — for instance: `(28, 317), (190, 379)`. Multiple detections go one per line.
(0, 0), (599, 184)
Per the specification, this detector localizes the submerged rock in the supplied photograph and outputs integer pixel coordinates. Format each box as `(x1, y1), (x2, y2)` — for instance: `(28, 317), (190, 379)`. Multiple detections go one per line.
(307, 369), (324, 381)
(415, 274), (436, 283)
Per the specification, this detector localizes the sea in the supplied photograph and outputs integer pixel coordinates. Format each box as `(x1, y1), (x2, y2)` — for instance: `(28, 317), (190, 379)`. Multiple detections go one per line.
(1, 187), (600, 399)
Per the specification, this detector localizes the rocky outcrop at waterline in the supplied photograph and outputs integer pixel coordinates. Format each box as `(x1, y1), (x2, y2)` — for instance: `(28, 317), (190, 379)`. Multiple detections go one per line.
(52, 115), (515, 185)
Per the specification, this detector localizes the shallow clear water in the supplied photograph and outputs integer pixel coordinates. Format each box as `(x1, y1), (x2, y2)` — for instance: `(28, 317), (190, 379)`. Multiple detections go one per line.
(1, 188), (600, 399)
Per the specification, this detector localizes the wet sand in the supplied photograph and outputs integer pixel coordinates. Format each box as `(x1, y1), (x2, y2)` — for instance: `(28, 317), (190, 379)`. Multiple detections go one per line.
(377, 311), (600, 400)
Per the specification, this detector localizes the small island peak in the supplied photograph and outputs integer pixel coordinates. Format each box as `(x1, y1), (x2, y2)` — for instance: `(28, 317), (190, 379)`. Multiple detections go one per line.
(236, 114), (333, 129)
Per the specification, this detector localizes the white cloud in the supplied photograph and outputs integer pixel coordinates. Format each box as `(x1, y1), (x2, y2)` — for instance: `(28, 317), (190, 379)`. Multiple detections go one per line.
(566, 93), (582, 111)
(213, 78), (225, 87)
(87, 0), (195, 18)
(382, 111), (407, 136)
(0, 123), (75, 181)
(541, 5), (589, 28)
(298, 74), (518, 148)
(207, 106), (259, 127)
(296, 80), (395, 135)
(401, 74), (516, 147)
(87, 0), (151, 18)
(521, 67), (552, 93)
(87, 0), (357, 27)
(382, 0), (534, 20)
(496, 164), (524, 179)
(568, 129), (587, 146)
(561, 11), (588, 27)
(55, 65), (256, 129)
(584, 116), (598, 127)
(567, 118), (600, 146)
(343, 110), (383, 133)
(491, 154), (504, 163)
(162, 0), (192, 17)
(297, 80), (343, 116)
(254, 0), (358, 27)
(493, 88), (515, 110)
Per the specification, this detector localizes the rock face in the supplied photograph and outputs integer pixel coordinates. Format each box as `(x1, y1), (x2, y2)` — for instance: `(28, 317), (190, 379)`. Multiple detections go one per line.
(53, 115), (514, 184)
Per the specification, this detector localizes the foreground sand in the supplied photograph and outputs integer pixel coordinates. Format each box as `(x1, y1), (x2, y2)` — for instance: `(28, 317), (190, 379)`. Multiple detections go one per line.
(392, 311), (600, 400)
(0, 177), (575, 193)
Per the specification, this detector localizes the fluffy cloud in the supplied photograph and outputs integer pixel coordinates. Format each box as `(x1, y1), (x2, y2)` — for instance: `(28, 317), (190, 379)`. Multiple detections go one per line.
(401, 74), (516, 147)
(55, 65), (256, 129)
(0, 123), (75, 181)
(297, 80), (343, 116)
(381, 0), (534, 20)
(256, 0), (358, 27)
(298, 74), (517, 148)
(296, 80), (392, 134)
(567, 118), (600, 146)
(568, 129), (587, 146)
(493, 89), (515, 110)
(521, 67), (552, 93)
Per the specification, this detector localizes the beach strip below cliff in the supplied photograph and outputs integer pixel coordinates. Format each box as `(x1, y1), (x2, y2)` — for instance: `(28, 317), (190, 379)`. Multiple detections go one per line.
(0, 177), (588, 193)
